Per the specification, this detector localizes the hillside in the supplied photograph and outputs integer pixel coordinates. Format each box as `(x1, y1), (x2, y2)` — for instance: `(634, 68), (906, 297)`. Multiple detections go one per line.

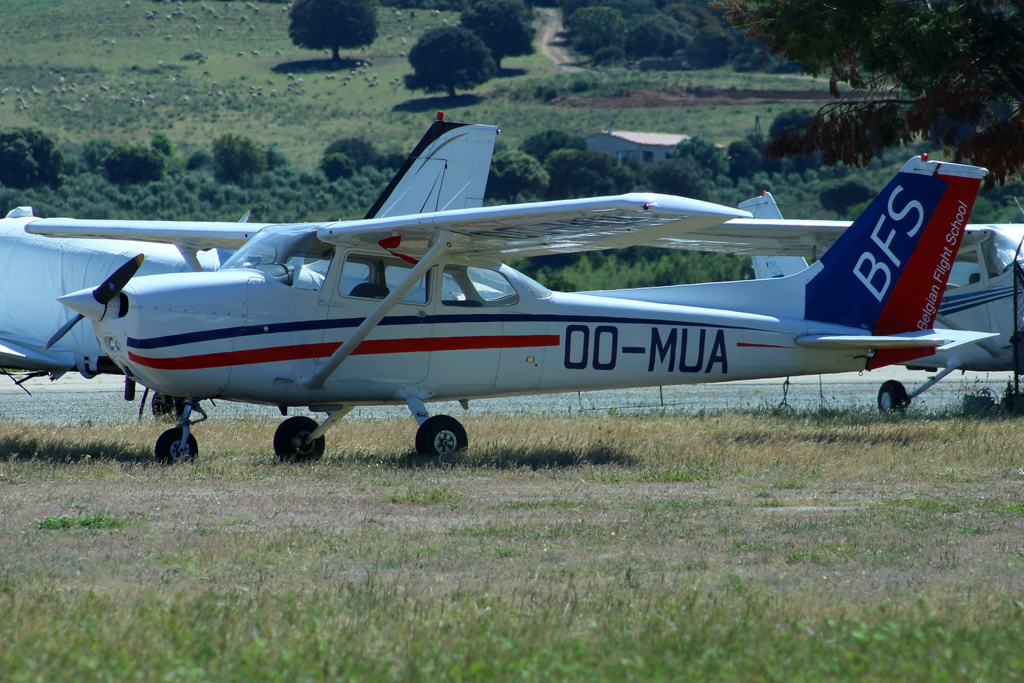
(0, 0), (831, 166)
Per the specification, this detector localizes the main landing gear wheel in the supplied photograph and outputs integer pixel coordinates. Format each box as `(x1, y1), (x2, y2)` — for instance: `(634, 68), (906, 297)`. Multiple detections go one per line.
(878, 380), (910, 413)
(274, 416), (325, 462)
(415, 415), (467, 457)
(155, 427), (198, 464)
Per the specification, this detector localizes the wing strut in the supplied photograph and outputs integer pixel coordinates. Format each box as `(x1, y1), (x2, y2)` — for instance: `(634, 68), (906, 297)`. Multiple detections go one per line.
(299, 232), (456, 392)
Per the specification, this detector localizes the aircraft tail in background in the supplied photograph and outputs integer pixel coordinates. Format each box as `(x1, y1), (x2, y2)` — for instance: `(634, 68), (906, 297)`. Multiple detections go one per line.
(364, 115), (498, 220)
(740, 192), (808, 279)
(803, 156), (987, 368)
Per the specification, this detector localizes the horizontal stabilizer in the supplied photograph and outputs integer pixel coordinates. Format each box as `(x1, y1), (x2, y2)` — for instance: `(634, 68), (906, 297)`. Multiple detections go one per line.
(796, 329), (997, 352)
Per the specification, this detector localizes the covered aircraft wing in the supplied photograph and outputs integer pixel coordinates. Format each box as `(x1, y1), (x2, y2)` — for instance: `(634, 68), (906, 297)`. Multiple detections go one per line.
(24, 218), (269, 250)
(0, 335), (74, 372)
(316, 193), (751, 259)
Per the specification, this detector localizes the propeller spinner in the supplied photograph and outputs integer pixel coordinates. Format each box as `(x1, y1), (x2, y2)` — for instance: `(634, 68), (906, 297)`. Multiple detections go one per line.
(45, 254), (145, 350)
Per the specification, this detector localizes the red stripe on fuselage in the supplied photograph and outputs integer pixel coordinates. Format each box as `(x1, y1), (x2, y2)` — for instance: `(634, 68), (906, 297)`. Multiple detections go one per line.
(736, 342), (792, 349)
(127, 334), (560, 371)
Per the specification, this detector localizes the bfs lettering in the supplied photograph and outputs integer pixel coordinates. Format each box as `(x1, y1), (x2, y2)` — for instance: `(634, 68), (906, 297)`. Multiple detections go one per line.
(853, 185), (924, 302)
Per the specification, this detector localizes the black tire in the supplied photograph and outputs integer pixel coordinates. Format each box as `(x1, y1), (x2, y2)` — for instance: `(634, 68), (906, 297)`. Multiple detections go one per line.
(155, 427), (198, 464)
(415, 415), (467, 456)
(152, 394), (185, 421)
(878, 380), (910, 413)
(274, 416), (325, 462)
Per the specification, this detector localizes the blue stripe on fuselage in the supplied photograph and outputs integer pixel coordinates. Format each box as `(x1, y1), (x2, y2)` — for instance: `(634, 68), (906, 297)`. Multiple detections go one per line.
(127, 313), (770, 350)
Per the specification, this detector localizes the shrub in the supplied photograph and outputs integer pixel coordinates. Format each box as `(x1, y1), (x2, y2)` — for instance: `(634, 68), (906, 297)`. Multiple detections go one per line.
(487, 150), (549, 201)
(321, 152), (356, 181)
(101, 145), (166, 186)
(0, 128), (65, 189)
(212, 134), (267, 184)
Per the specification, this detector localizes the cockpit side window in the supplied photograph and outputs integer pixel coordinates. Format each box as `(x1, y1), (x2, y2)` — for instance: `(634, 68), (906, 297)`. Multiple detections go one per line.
(441, 265), (519, 307)
(340, 253), (429, 304)
(947, 247), (983, 288)
(221, 225), (334, 290)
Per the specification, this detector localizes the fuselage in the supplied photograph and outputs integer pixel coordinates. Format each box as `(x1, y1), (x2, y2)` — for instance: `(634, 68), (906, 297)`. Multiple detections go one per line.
(92, 247), (871, 408)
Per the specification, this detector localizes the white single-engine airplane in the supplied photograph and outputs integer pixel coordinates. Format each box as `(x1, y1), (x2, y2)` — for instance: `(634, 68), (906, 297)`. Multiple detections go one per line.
(0, 116), (497, 414)
(31, 150), (993, 463)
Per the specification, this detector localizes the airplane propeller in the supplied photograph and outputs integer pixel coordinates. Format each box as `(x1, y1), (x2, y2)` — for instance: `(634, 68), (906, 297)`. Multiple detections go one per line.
(44, 254), (145, 350)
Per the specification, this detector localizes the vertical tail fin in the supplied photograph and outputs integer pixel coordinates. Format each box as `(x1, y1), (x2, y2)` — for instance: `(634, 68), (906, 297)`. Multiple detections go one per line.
(364, 118), (498, 219)
(804, 157), (986, 365)
(740, 192), (809, 278)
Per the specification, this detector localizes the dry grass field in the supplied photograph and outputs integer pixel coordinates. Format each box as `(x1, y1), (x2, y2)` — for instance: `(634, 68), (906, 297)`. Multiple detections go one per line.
(1, 410), (1023, 680)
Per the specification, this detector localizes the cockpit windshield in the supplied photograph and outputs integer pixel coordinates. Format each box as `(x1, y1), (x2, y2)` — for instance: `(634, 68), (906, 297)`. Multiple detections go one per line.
(981, 228), (1024, 278)
(222, 224), (335, 290)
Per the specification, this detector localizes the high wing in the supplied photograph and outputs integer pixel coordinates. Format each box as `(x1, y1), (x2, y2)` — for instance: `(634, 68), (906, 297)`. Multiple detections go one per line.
(648, 217), (850, 257)
(316, 193), (751, 259)
(24, 218), (266, 251)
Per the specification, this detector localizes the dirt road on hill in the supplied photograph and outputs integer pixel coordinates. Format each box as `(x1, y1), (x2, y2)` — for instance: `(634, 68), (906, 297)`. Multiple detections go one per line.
(536, 8), (582, 72)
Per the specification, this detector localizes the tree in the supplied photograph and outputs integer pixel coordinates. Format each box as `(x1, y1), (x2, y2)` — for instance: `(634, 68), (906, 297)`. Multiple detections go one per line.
(324, 137), (377, 168)
(321, 152), (356, 181)
(102, 145), (166, 185)
(569, 6), (626, 55)
(0, 128), (65, 189)
(487, 150), (549, 201)
(625, 14), (686, 59)
(460, 0), (535, 68)
(819, 180), (873, 217)
(521, 130), (587, 163)
(212, 134), (267, 184)
(720, 0), (1024, 185)
(545, 149), (634, 199)
(646, 157), (712, 200)
(151, 132), (174, 158)
(726, 138), (762, 180)
(405, 27), (496, 98)
(288, 0), (378, 62)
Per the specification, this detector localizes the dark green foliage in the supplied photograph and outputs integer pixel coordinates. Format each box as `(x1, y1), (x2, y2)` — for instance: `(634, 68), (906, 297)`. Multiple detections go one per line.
(460, 0), (535, 67)
(563, 0), (658, 22)
(266, 146), (291, 171)
(646, 157), (712, 200)
(404, 26), (496, 97)
(545, 149), (634, 199)
(727, 138), (762, 180)
(101, 145), (166, 186)
(321, 152), (356, 181)
(324, 138), (377, 168)
(819, 180), (872, 217)
(288, 0), (378, 61)
(212, 134), (268, 184)
(81, 139), (117, 172)
(626, 14), (686, 59)
(592, 46), (626, 66)
(675, 137), (729, 178)
(685, 24), (730, 68)
(722, 0), (1024, 182)
(770, 108), (815, 139)
(150, 132), (174, 158)
(570, 6), (627, 55)
(521, 130), (587, 163)
(487, 150), (549, 201)
(0, 128), (65, 190)
(186, 150), (213, 171)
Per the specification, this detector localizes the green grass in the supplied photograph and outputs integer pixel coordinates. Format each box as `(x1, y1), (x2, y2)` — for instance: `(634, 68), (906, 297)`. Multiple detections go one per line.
(3, 387), (1024, 679)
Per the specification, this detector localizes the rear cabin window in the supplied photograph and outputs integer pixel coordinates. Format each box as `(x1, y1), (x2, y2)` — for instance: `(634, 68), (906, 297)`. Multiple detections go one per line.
(340, 254), (429, 304)
(441, 266), (519, 307)
(947, 248), (983, 288)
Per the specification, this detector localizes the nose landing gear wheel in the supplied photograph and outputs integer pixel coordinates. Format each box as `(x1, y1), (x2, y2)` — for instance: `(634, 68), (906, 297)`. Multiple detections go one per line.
(274, 416), (325, 462)
(878, 380), (910, 413)
(415, 415), (467, 456)
(155, 427), (198, 464)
